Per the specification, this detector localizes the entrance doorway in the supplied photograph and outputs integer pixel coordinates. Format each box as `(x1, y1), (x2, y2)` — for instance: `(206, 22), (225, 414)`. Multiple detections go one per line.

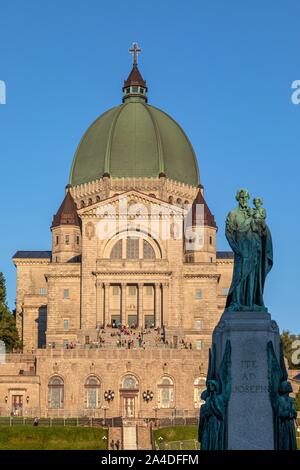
(123, 396), (135, 418)
(12, 395), (23, 416)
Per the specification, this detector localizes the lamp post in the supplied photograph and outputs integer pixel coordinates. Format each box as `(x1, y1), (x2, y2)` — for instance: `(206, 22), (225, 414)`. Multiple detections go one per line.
(104, 390), (115, 402)
(101, 405), (109, 425)
(142, 390), (154, 402)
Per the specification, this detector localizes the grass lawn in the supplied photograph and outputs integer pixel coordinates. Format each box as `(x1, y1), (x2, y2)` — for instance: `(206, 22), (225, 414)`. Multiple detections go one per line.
(154, 426), (300, 450)
(0, 426), (108, 450)
(153, 425), (197, 443)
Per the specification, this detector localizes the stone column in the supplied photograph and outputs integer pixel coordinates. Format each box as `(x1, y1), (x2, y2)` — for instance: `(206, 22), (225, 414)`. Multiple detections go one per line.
(121, 283), (127, 326)
(162, 283), (168, 327)
(138, 283), (144, 328)
(96, 280), (103, 328)
(104, 283), (110, 327)
(155, 283), (161, 327)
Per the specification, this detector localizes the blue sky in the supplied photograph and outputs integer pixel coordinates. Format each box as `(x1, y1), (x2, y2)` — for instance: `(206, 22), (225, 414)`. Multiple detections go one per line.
(0, 0), (299, 332)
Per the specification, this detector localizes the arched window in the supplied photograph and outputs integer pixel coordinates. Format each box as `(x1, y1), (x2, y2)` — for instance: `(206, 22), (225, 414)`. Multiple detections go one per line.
(85, 376), (101, 409)
(96, 195), (101, 202)
(80, 200), (85, 208)
(168, 196), (174, 204)
(109, 236), (158, 260)
(143, 240), (155, 259)
(48, 376), (64, 409)
(88, 198), (93, 205)
(157, 377), (174, 409)
(148, 193), (156, 198)
(122, 375), (139, 390)
(110, 239), (122, 259)
(194, 377), (206, 408)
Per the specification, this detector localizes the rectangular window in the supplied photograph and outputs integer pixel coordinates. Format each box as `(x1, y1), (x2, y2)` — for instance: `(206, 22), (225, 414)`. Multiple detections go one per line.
(113, 286), (120, 296)
(63, 289), (69, 299)
(63, 319), (69, 331)
(128, 286), (137, 296)
(56, 236), (59, 245)
(132, 86), (138, 92)
(195, 289), (202, 299)
(221, 288), (230, 296)
(146, 286), (153, 295)
(63, 339), (69, 349)
(77, 236), (80, 245)
(195, 340), (202, 350)
(195, 320), (202, 330)
(65, 235), (70, 245)
(39, 287), (47, 296)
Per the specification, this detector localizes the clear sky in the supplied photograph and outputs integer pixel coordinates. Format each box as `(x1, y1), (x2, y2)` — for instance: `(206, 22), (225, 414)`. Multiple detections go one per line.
(0, 0), (299, 332)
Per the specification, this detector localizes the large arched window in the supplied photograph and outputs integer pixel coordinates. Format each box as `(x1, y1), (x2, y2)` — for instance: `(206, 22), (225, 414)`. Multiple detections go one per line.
(194, 377), (206, 408)
(109, 237), (157, 260)
(85, 376), (101, 409)
(122, 375), (139, 390)
(48, 376), (64, 409)
(157, 376), (175, 409)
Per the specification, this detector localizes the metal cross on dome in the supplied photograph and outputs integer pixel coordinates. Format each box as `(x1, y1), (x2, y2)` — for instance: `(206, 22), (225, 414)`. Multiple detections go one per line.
(129, 42), (142, 65)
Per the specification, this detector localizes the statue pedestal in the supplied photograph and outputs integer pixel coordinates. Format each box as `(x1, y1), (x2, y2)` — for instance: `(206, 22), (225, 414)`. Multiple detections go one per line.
(213, 311), (280, 450)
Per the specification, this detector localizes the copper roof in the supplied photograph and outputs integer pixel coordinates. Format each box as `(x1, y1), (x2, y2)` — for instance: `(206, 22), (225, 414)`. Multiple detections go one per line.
(51, 188), (81, 228)
(188, 189), (217, 228)
(124, 64), (147, 88)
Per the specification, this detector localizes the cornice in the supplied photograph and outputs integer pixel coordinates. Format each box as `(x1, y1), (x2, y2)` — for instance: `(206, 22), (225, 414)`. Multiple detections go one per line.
(13, 260), (51, 266)
(45, 273), (80, 279)
(184, 273), (221, 280)
(93, 270), (172, 277)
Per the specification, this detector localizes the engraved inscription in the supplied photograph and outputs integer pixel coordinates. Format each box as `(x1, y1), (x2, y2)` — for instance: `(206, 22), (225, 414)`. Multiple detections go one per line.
(233, 359), (269, 393)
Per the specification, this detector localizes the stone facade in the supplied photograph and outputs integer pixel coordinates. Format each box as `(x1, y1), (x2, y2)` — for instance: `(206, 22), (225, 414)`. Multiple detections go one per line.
(2, 174), (235, 419)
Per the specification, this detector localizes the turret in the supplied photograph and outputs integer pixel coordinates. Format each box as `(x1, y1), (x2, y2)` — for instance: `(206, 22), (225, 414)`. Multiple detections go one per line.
(185, 186), (217, 263)
(51, 185), (82, 263)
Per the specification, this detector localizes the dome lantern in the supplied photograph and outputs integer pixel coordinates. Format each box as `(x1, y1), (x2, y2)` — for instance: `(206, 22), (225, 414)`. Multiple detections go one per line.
(122, 43), (148, 103)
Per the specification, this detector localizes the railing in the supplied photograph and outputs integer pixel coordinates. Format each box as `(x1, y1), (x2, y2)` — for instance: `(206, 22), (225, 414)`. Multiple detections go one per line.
(0, 417), (112, 427)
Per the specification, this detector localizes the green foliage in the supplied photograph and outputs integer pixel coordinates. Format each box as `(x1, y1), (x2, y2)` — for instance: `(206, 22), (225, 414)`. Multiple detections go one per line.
(295, 389), (300, 412)
(281, 330), (300, 370)
(0, 272), (20, 352)
(0, 426), (107, 450)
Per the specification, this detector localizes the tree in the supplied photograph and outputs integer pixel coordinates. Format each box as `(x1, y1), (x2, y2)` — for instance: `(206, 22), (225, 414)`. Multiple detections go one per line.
(295, 389), (300, 412)
(0, 272), (20, 352)
(281, 330), (300, 370)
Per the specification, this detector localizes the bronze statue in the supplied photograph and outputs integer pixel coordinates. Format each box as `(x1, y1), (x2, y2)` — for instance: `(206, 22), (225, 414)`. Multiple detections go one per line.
(267, 341), (297, 450)
(199, 341), (231, 450)
(225, 189), (273, 312)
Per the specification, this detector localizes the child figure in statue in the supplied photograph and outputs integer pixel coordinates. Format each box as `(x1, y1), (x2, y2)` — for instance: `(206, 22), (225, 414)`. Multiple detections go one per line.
(251, 197), (267, 236)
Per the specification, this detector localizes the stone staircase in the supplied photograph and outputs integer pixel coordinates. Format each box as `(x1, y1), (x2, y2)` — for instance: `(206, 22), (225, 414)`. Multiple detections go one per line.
(97, 327), (165, 349)
(108, 421), (153, 450)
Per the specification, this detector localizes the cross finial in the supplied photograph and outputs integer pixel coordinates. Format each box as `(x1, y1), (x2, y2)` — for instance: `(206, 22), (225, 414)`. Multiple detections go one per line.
(129, 42), (142, 66)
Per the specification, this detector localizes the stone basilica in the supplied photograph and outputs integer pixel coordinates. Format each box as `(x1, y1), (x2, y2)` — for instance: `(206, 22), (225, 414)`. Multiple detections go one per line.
(1, 46), (233, 421)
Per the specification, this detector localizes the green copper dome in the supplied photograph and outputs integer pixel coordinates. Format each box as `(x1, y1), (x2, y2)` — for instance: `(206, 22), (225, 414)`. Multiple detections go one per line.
(69, 63), (200, 187)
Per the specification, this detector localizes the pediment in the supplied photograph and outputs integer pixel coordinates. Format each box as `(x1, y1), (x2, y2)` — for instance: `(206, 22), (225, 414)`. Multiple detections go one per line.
(78, 190), (184, 219)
